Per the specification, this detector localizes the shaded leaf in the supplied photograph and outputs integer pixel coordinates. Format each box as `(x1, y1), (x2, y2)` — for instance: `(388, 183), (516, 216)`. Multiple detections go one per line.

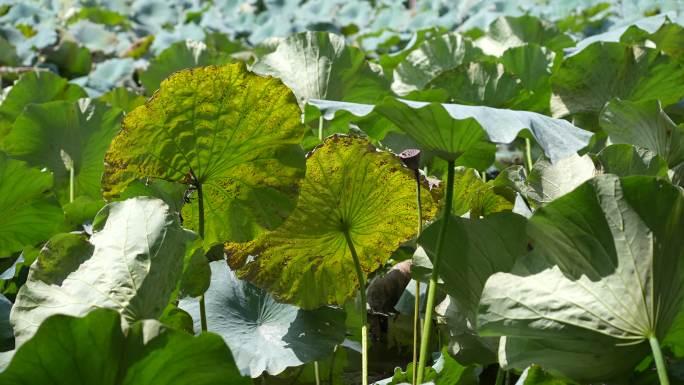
(475, 15), (573, 56)
(180, 261), (345, 377)
(597, 144), (669, 178)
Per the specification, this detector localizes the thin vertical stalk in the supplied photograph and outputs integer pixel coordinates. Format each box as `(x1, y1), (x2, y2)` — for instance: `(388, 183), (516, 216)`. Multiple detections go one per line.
(314, 361), (321, 385)
(344, 230), (368, 385)
(495, 367), (505, 385)
(649, 335), (670, 385)
(318, 116), (324, 141)
(412, 169), (423, 385)
(69, 166), (75, 203)
(328, 345), (338, 385)
(524, 138), (533, 173)
(416, 160), (455, 384)
(196, 179), (208, 332)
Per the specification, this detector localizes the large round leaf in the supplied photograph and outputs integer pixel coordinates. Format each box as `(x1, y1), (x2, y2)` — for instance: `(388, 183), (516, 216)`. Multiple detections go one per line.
(391, 32), (483, 96)
(252, 31), (389, 107)
(474, 15), (573, 56)
(180, 261), (345, 377)
(102, 63), (307, 245)
(10, 197), (194, 345)
(309, 98), (593, 162)
(227, 135), (438, 309)
(0, 154), (63, 257)
(2, 100), (122, 204)
(0, 71), (86, 138)
(550, 42), (684, 118)
(0, 309), (251, 385)
(478, 175), (684, 382)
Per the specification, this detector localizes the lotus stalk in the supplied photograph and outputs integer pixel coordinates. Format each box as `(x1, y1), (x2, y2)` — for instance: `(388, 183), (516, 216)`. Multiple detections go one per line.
(344, 229), (368, 385)
(195, 175), (208, 332)
(649, 335), (670, 385)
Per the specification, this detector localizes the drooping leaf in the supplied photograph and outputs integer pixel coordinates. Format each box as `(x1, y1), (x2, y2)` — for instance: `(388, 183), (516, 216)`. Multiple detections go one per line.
(10, 197), (194, 345)
(599, 98), (684, 167)
(102, 63), (307, 245)
(651, 21), (684, 62)
(597, 144), (669, 178)
(0, 71), (86, 138)
(140, 40), (233, 94)
(252, 31), (389, 107)
(180, 261), (345, 377)
(0, 309), (251, 385)
(0, 154), (63, 257)
(391, 32), (483, 95)
(310, 98), (593, 163)
(551, 42), (684, 118)
(478, 175), (684, 382)
(474, 15), (574, 56)
(2, 100), (122, 204)
(227, 135), (438, 309)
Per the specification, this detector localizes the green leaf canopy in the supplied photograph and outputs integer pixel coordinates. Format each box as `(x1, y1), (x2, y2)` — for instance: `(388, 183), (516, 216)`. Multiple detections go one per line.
(102, 63), (307, 245)
(251, 31), (389, 106)
(478, 175), (684, 382)
(474, 15), (574, 56)
(0, 71), (86, 139)
(10, 197), (194, 345)
(2, 99), (122, 204)
(180, 261), (345, 377)
(551, 42), (684, 118)
(0, 309), (251, 385)
(309, 98), (593, 162)
(0, 154), (63, 257)
(227, 135), (437, 309)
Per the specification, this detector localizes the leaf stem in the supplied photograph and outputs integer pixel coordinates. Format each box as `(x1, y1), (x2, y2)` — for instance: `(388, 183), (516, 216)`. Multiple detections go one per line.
(649, 335), (670, 385)
(412, 169), (423, 385)
(69, 165), (75, 203)
(344, 229), (368, 385)
(495, 366), (505, 385)
(318, 116), (324, 141)
(524, 138), (533, 173)
(196, 179), (208, 332)
(314, 361), (321, 385)
(416, 160), (455, 384)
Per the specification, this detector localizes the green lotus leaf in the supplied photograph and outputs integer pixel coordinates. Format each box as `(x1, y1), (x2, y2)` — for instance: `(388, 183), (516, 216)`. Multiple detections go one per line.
(0, 308), (251, 385)
(0, 37), (20, 67)
(102, 63), (306, 245)
(475, 15), (574, 56)
(377, 347), (478, 385)
(0, 72), (86, 139)
(0, 154), (63, 257)
(501, 44), (555, 92)
(651, 21), (684, 62)
(391, 32), (483, 95)
(451, 167), (514, 217)
(599, 98), (684, 167)
(140, 40), (234, 94)
(98, 87), (145, 113)
(478, 175), (684, 382)
(180, 261), (345, 377)
(10, 197), (194, 345)
(527, 154), (596, 205)
(227, 135), (438, 309)
(597, 144), (669, 178)
(2, 100), (122, 204)
(421, 212), (527, 322)
(515, 365), (573, 385)
(551, 42), (684, 117)
(423, 62), (522, 107)
(309, 98), (592, 163)
(252, 31), (389, 107)
(45, 41), (92, 79)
